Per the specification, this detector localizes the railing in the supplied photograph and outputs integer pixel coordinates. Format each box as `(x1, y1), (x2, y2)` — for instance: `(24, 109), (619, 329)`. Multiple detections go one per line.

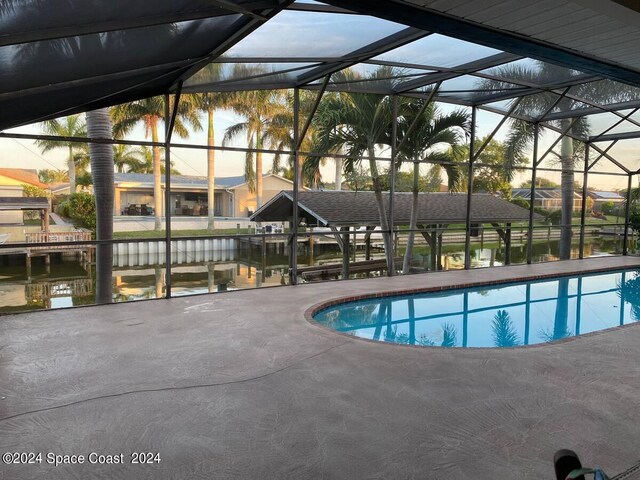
(26, 278), (93, 302)
(25, 231), (92, 252)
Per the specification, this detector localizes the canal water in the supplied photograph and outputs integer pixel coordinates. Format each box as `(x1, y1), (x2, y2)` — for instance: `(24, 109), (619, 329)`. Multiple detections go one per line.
(0, 236), (627, 314)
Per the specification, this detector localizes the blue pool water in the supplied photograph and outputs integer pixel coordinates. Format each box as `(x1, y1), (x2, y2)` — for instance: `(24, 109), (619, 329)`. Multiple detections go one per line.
(313, 269), (640, 348)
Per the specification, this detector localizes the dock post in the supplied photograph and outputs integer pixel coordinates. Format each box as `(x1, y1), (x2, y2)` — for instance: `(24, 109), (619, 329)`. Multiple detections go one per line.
(26, 255), (32, 279)
(342, 227), (350, 279)
(505, 222), (512, 265)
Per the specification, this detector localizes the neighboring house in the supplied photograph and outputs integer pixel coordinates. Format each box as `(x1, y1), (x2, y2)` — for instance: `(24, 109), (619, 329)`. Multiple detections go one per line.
(587, 191), (625, 212)
(0, 168), (47, 225)
(113, 172), (297, 218)
(512, 188), (582, 211)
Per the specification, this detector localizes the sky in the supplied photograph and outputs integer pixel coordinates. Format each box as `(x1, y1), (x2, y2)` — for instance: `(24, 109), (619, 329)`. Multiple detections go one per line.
(0, 6), (637, 191)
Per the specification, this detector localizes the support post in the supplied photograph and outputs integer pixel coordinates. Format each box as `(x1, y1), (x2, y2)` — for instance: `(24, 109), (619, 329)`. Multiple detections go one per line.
(342, 227), (350, 279)
(623, 173), (633, 255)
(388, 94), (398, 276)
(579, 143), (590, 259)
(290, 88), (301, 285)
(464, 107), (476, 269)
(164, 93), (175, 298)
(527, 123), (539, 264)
(505, 222), (512, 265)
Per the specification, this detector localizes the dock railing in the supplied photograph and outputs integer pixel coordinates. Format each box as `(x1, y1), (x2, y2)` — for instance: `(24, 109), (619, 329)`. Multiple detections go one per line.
(25, 231), (93, 253)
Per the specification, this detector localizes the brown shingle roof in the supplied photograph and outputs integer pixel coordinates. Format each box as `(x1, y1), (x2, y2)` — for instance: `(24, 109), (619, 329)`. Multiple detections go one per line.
(252, 191), (539, 226)
(0, 168), (46, 188)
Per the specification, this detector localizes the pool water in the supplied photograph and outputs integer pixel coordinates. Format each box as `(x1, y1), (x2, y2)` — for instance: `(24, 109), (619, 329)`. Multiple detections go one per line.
(313, 269), (640, 348)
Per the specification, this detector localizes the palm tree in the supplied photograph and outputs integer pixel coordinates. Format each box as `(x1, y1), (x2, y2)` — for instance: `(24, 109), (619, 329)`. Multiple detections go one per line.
(36, 114), (87, 194)
(188, 65), (235, 231)
(478, 62), (640, 259)
(311, 67), (399, 269)
(86, 108), (114, 304)
(112, 144), (143, 173)
(112, 96), (202, 230)
(223, 89), (287, 209)
(396, 101), (469, 274)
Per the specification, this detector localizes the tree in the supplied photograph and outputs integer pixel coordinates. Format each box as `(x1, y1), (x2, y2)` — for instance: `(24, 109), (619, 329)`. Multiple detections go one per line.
(113, 144), (143, 173)
(458, 137), (527, 199)
(396, 100), (469, 274)
(520, 177), (558, 188)
(311, 67), (400, 269)
(223, 88), (287, 209)
(36, 114), (87, 194)
(479, 62), (639, 259)
(188, 65), (235, 231)
(112, 96), (201, 230)
(86, 108), (114, 304)
(38, 169), (68, 184)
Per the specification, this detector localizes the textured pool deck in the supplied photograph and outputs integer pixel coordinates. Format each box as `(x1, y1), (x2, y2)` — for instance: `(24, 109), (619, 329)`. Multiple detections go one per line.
(2, 257), (640, 479)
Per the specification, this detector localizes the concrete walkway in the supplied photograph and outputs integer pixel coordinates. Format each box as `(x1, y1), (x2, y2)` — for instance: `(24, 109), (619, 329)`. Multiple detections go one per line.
(2, 257), (640, 479)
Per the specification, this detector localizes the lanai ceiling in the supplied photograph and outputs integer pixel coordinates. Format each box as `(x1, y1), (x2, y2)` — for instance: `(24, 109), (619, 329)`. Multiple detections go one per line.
(2, 0), (640, 142)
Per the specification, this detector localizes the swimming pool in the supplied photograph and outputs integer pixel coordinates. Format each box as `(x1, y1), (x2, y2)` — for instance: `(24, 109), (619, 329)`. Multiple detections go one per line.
(312, 269), (640, 348)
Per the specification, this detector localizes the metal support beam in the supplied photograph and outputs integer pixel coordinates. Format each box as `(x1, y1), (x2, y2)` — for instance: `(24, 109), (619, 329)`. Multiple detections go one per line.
(472, 97), (523, 162)
(623, 174), (633, 255)
(588, 140), (617, 171)
(536, 118), (578, 167)
(395, 52), (520, 94)
(395, 83), (441, 154)
(464, 107), (476, 270)
(579, 143), (590, 259)
(590, 108), (640, 143)
(388, 95), (398, 276)
(322, 0), (640, 87)
(590, 143), (631, 174)
(297, 27), (428, 86)
(290, 88), (300, 285)
(163, 92), (180, 298)
(297, 76), (330, 150)
(527, 123), (539, 264)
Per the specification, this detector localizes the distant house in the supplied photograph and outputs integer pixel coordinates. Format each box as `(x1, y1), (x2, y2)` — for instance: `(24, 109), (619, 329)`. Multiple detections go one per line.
(0, 168), (47, 225)
(114, 173), (297, 218)
(587, 191), (625, 211)
(512, 188), (582, 211)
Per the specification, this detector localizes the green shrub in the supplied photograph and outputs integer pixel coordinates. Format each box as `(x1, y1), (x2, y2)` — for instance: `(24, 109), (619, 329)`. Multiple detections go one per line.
(533, 206), (551, 220)
(630, 208), (640, 232)
(601, 201), (616, 215)
(548, 209), (562, 225)
(510, 197), (530, 210)
(66, 192), (96, 233)
(22, 184), (50, 220)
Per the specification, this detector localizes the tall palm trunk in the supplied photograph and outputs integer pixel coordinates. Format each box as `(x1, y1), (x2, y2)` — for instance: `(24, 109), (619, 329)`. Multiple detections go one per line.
(68, 145), (76, 193)
(256, 129), (263, 208)
(334, 156), (343, 190)
(368, 146), (393, 271)
(559, 118), (574, 260)
(151, 120), (162, 231)
(207, 109), (216, 231)
(403, 160), (420, 274)
(86, 108), (114, 304)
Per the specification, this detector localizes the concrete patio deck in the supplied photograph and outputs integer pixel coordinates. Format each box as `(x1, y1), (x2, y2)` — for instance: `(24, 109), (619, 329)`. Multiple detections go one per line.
(2, 257), (640, 479)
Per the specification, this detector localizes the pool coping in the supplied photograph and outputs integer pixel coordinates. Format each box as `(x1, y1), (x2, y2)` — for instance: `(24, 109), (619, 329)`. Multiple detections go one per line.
(303, 260), (640, 350)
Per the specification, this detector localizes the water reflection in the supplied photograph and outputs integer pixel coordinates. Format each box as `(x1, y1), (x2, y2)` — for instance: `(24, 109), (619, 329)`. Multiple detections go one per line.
(314, 269), (640, 348)
(0, 235), (632, 314)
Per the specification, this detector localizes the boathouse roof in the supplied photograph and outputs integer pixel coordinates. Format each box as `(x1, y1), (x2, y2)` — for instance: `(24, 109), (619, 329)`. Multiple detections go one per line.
(251, 190), (538, 227)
